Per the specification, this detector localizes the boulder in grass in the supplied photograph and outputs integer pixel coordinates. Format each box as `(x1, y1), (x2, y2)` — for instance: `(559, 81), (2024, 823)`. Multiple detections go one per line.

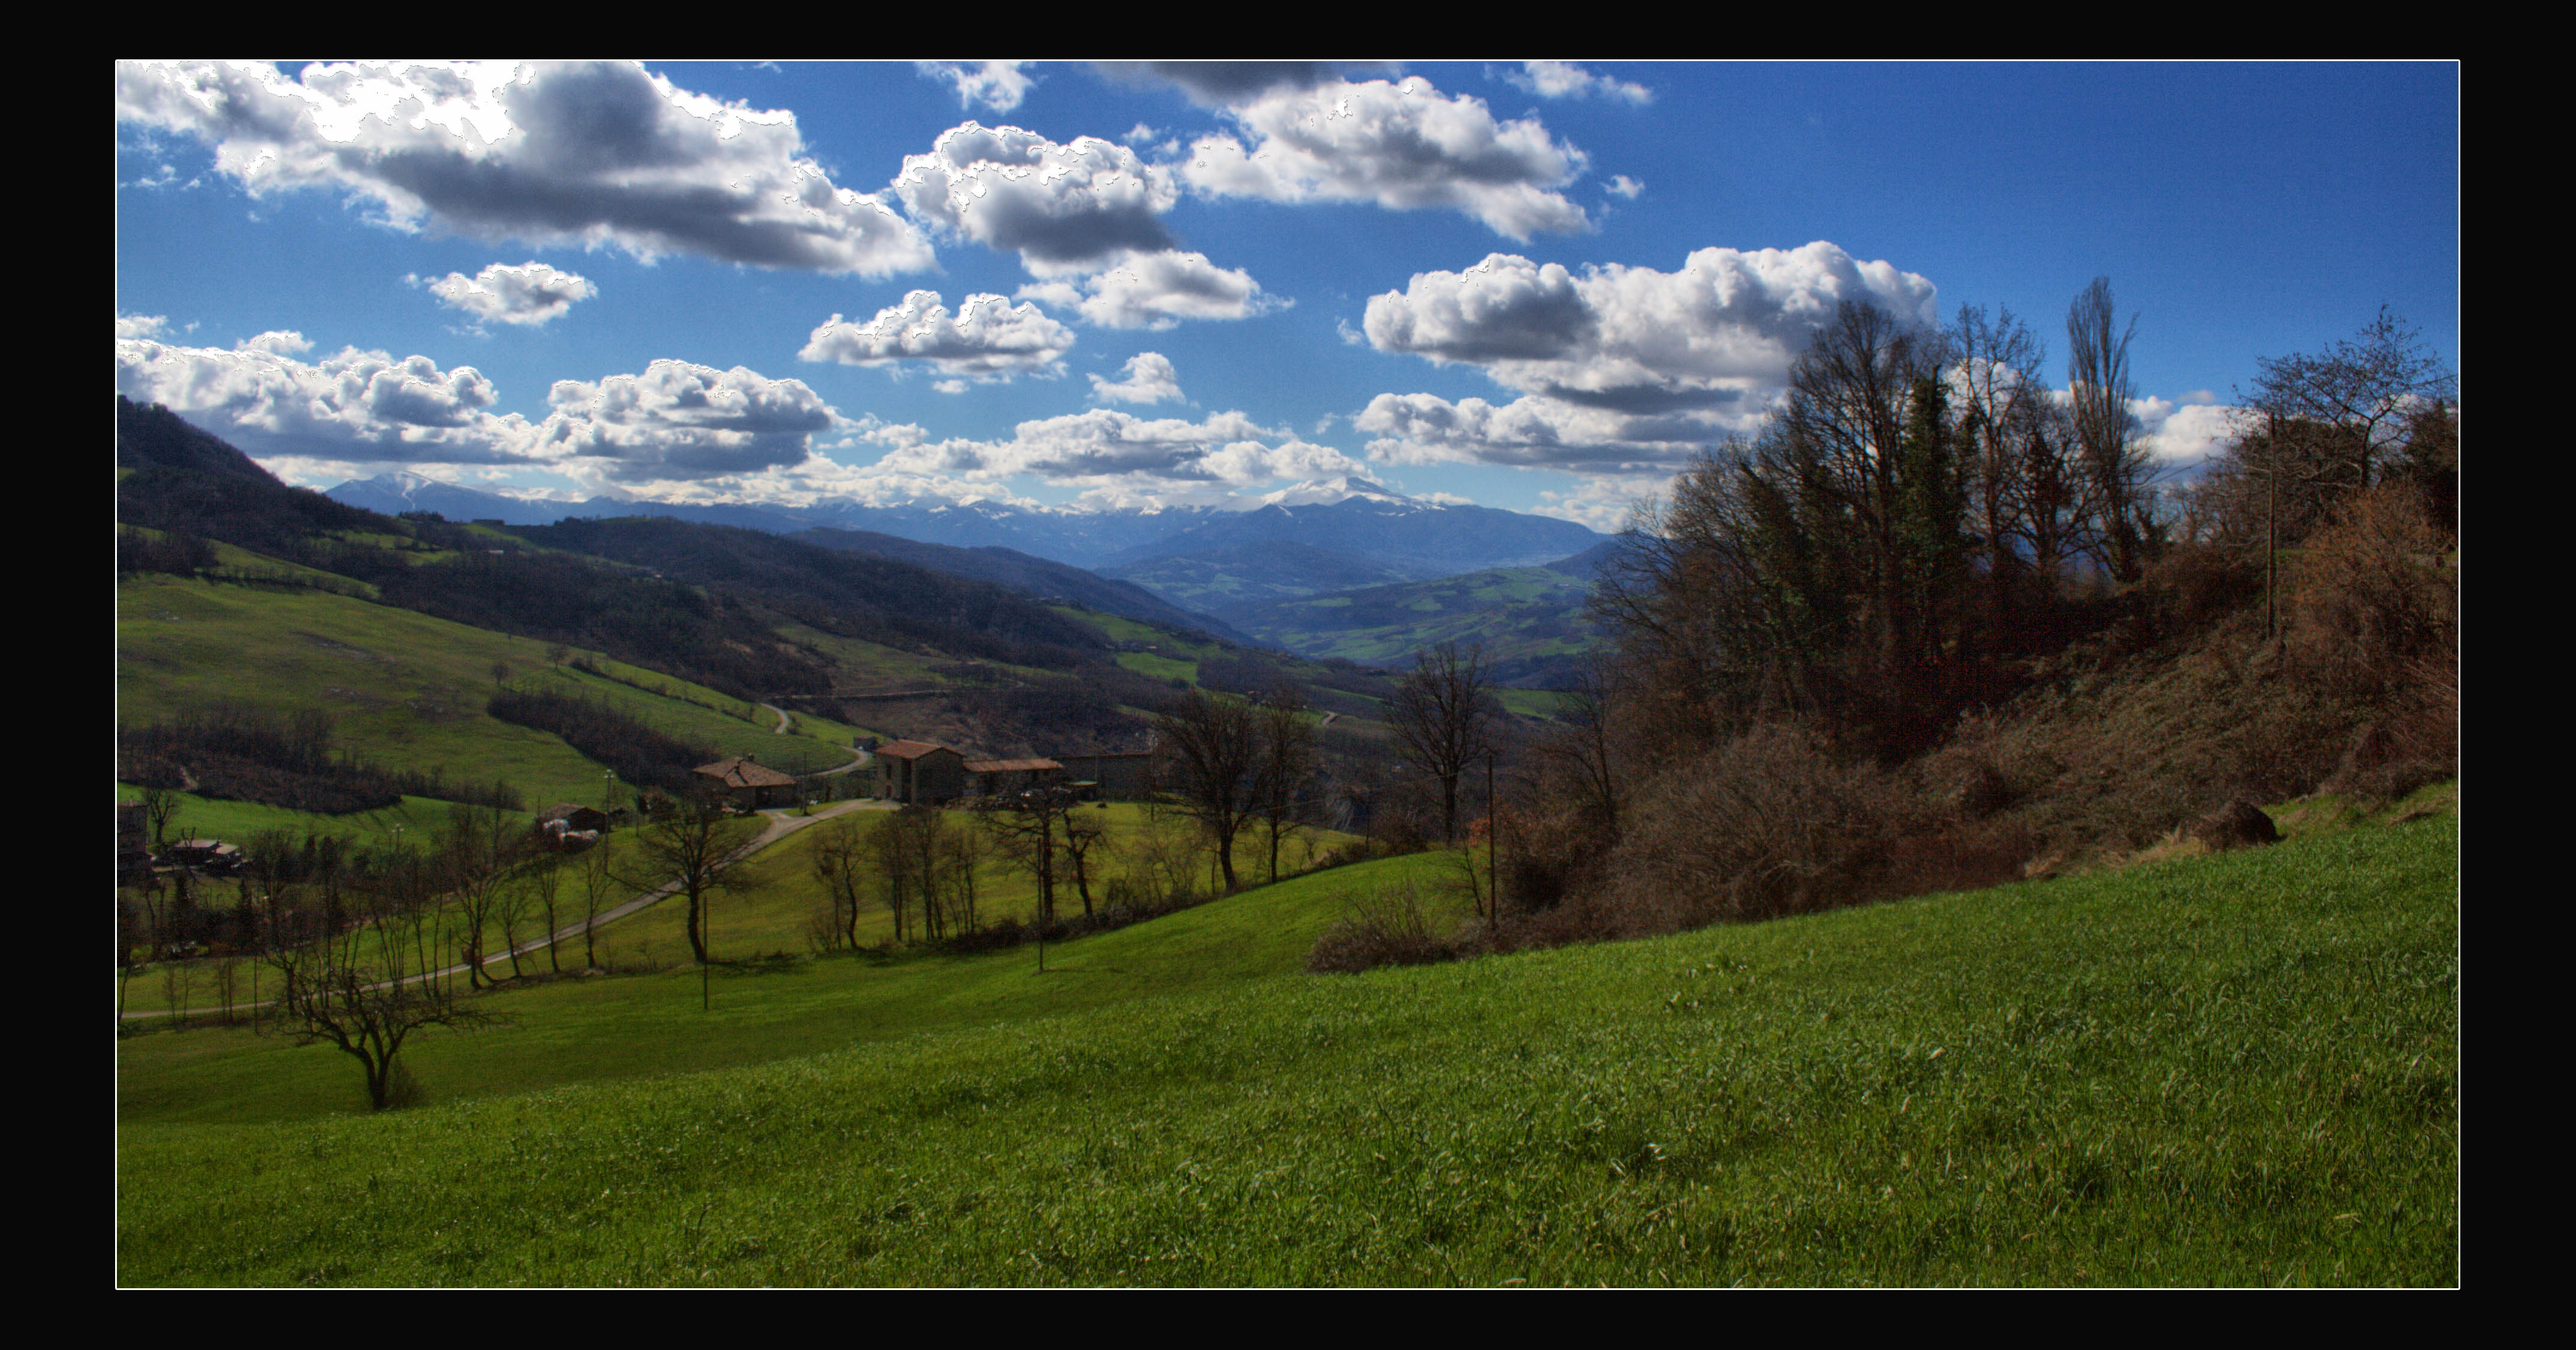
(2191, 797), (2280, 851)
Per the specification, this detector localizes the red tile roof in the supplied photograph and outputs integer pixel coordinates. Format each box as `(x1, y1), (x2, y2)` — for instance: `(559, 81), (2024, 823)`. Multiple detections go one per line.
(693, 756), (798, 788)
(874, 740), (960, 761)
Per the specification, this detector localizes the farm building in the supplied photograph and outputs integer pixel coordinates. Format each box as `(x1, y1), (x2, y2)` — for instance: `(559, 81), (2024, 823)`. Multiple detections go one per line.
(535, 803), (612, 834)
(965, 757), (1063, 797)
(170, 838), (243, 873)
(692, 755), (800, 810)
(873, 740), (965, 804)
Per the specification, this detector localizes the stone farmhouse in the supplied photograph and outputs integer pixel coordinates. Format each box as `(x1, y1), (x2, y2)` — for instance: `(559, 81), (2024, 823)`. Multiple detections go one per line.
(693, 755), (800, 810)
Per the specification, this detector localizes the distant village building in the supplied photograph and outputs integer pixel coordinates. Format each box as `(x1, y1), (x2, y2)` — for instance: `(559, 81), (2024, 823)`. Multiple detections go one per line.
(1052, 751), (1157, 801)
(535, 803), (612, 834)
(873, 740), (965, 804)
(692, 755), (799, 810)
(964, 757), (1063, 797)
(170, 838), (244, 873)
(534, 803), (612, 848)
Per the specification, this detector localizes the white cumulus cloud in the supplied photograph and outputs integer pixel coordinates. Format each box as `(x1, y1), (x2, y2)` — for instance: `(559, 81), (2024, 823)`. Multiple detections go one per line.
(1355, 391), (1740, 475)
(536, 360), (839, 483)
(2131, 396), (2252, 468)
(117, 331), (535, 465)
(1356, 242), (1939, 473)
(1183, 76), (1592, 241)
(1017, 249), (1276, 329)
(1090, 352), (1184, 405)
(892, 121), (1179, 275)
(799, 291), (1076, 380)
(426, 261), (596, 327)
(115, 61), (934, 275)
(870, 408), (1370, 490)
(1505, 62), (1652, 105)
(916, 61), (1034, 113)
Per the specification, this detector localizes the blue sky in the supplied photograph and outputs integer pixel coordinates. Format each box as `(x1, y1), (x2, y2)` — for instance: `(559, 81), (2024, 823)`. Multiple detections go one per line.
(115, 61), (2459, 529)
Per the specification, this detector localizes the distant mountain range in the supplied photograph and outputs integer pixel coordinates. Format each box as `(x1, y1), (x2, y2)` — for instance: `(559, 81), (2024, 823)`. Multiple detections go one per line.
(324, 472), (1610, 641)
(325, 472), (1605, 578)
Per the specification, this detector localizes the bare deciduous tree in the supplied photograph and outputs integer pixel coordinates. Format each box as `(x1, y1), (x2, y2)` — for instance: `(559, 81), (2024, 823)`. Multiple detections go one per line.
(576, 840), (618, 970)
(1390, 642), (1499, 845)
(811, 816), (869, 950)
(1252, 686), (1320, 884)
(1152, 691), (1261, 893)
(619, 791), (757, 967)
(980, 787), (1075, 924)
(2066, 277), (2158, 582)
(262, 910), (487, 1111)
(436, 801), (525, 990)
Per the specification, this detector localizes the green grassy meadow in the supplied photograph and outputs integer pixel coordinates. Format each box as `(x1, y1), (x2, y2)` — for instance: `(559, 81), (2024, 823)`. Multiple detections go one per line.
(116, 804), (2457, 1286)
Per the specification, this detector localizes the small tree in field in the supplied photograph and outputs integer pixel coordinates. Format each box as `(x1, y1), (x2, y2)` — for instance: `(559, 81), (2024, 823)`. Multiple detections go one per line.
(575, 841), (618, 970)
(978, 787), (1072, 924)
(1152, 690), (1260, 893)
(618, 789), (755, 966)
(263, 910), (486, 1111)
(812, 816), (867, 950)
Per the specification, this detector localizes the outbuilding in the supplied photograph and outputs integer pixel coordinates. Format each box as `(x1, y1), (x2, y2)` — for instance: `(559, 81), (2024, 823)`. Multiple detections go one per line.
(965, 757), (1064, 797)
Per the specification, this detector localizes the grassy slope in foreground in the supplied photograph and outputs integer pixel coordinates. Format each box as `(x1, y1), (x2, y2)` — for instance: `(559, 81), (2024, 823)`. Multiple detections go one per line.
(118, 810), (2458, 1286)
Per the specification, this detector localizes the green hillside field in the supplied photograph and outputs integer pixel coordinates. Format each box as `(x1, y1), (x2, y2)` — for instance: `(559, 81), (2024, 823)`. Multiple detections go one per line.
(118, 574), (867, 808)
(116, 799), (2457, 1286)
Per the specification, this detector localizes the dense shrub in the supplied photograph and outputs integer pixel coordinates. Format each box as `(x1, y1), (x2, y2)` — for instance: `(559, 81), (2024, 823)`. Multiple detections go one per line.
(1585, 725), (1926, 935)
(2287, 485), (2459, 709)
(1305, 878), (1463, 974)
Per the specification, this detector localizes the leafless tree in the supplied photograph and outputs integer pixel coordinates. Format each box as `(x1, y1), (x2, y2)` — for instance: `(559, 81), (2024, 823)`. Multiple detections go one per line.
(493, 870), (537, 980)
(1390, 641), (1500, 845)
(979, 788), (1074, 924)
(941, 818), (986, 934)
(261, 909), (487, 1111)
(811, 816), (868, 950)
(1252, 686), (1320, 884)
(525, 850), (566, 974)
(2244, 306), (2455, 493)
(1152, 691), (1261, 892)
(1535, 660), (1623, 834)
(575, 840), (618, 969)
(1060, 807), (1108, 915)
(140, 785), (182, 855)
(2066, 277), (2158, 581)
(436, 801), (525, 990)
(619, 790), (757, 967)
(867, 806), (948, 941)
